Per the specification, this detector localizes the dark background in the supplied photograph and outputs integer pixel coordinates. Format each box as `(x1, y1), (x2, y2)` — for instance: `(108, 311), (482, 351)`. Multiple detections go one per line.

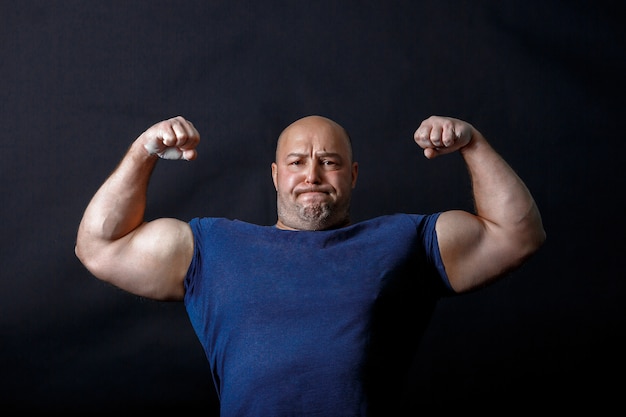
(2, 0), (624, 413)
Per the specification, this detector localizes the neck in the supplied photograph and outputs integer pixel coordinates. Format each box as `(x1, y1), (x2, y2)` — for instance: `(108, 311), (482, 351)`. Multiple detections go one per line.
(274, 217), (351, 231)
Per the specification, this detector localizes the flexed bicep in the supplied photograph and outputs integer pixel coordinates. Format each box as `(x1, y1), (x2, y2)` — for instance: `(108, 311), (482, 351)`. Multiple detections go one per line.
(86, 218), (194, 301)
(436, 210), (523, 292)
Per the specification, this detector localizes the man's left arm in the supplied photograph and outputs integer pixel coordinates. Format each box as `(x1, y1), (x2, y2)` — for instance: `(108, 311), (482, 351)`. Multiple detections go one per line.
(414, 116), (546, 293)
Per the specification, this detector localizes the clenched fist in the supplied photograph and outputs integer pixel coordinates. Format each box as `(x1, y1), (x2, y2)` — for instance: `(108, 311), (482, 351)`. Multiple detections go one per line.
(414, 116), (474, 159)
(141, 116), (200, 161)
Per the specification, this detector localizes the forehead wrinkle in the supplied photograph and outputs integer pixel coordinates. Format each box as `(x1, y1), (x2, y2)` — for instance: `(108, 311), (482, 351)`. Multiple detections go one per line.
(276, 120), (352, 162)
(285, 150), (343, 159)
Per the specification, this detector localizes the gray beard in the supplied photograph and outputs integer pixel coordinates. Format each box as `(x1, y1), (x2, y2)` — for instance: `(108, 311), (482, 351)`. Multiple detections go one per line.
(277, 201), (348, 231)
(299, 203), (332, 228)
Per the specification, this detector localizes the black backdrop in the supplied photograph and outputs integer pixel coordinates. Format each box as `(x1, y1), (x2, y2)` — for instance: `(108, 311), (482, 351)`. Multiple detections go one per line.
(2, 0), (625, 413)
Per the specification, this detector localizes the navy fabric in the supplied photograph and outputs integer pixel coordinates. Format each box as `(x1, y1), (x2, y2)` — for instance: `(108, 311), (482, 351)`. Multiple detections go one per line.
(184, 213), (450, 416)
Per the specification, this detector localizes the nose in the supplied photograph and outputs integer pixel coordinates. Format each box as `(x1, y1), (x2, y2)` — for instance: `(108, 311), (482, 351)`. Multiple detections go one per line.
(305, 162), (321, 184)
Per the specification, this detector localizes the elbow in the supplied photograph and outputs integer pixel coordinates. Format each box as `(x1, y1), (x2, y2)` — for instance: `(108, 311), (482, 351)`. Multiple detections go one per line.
(74, 242), (87, 268)
(515, 207), (546, 259)
(74, 240), (92, 271)
(500, 220), (546, 274)
(74, 241), (108, 282)
(74, 242), (83, 262)
(535, 226), (547, 250)
(529, 218), (547, 253)
(518, 222), (546, 263)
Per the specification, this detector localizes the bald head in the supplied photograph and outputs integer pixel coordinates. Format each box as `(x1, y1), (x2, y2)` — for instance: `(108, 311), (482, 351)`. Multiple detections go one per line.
(276, 115), (353, 163)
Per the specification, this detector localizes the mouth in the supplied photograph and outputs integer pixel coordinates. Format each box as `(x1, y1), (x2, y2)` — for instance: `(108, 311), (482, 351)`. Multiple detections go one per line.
(296, 188), (330, 196)
(296, 186), (330, 195)
(296, 188), (331, 201)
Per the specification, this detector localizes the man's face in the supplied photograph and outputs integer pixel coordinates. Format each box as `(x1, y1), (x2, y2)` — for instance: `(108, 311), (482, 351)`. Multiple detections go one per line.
(271, 116), (358, 231)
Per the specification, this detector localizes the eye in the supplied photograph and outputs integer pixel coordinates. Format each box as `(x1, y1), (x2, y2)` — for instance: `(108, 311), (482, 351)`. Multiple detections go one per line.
(321, 159), (339, 167)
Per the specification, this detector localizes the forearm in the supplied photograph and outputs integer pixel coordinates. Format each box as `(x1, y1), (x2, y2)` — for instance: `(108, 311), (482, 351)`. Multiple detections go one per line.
(76, 142), (158, 254)
(461, 130), (545, 250)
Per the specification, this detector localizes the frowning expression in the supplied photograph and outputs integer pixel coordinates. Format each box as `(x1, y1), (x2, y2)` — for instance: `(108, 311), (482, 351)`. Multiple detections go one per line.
(271, 115), (358, 231)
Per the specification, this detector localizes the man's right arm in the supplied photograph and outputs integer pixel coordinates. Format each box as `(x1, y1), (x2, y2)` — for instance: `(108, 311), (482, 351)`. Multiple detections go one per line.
(74, 116), (200, 301)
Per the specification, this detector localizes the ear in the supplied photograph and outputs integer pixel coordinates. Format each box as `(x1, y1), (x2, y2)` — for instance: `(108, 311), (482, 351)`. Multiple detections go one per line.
(271, 162), (278, 191)
(351, 162), (359, 188)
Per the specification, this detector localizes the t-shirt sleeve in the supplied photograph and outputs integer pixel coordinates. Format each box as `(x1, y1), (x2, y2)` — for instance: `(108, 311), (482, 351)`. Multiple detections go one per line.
(184, 217), (217, 298)
(418, 212), (453, 292)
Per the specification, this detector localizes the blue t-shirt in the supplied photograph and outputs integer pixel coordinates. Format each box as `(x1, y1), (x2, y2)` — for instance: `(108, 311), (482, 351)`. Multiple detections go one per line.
(184, 213), (451, 416)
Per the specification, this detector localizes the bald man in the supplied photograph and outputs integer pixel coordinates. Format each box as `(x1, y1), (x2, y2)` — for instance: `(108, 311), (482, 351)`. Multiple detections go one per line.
(76, 115), (545, 416)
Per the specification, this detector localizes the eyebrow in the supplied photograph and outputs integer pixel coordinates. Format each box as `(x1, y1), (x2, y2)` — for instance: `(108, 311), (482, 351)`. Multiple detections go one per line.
(286, 151), (343, 158)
